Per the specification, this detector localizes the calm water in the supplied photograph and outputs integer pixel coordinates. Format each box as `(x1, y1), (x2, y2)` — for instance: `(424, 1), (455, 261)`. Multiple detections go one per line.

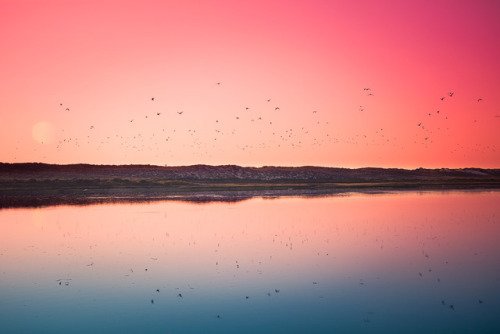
(1, 191), (499, 333)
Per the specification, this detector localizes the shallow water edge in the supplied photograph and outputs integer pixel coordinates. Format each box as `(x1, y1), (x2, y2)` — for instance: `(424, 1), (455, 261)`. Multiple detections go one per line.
(2, 186), (500, 209)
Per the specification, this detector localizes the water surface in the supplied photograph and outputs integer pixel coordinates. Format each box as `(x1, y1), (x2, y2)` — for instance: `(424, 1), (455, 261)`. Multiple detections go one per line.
(1, 191), (499, 333)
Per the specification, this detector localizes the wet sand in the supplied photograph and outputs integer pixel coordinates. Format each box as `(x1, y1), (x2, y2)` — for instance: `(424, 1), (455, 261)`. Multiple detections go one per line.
(2, 180), (500, 209)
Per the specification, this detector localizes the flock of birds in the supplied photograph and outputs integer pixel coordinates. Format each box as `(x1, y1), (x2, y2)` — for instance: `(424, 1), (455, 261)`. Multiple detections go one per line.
(48, 82), (495, 162)
(54, 85), (338, 157)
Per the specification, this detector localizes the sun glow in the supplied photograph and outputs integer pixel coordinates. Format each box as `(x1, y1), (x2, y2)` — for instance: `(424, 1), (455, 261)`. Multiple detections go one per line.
(31, 121), (55, 145)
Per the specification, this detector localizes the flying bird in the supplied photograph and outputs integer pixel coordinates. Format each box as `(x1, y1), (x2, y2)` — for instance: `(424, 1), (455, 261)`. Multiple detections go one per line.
(477, 98), (483, 102)
(177, 111), (184, 115)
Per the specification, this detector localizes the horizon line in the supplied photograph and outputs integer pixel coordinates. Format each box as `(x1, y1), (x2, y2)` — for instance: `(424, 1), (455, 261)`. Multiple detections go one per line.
(1, 161), (499, 170)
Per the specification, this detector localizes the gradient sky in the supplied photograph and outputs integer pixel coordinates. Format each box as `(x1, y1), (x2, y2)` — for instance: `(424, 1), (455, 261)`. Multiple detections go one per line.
(1, 0), (499, 168)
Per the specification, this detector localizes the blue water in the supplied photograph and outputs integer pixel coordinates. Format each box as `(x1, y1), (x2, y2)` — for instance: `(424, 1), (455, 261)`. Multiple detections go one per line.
(1, 191), (499, 333)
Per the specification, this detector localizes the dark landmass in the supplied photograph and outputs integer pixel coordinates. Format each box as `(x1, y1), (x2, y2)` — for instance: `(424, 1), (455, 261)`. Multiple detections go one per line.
(1, 162), (499, 208)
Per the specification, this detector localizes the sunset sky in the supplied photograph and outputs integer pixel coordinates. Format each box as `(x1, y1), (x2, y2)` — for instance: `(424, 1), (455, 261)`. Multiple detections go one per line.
(1, 0), (499, 168)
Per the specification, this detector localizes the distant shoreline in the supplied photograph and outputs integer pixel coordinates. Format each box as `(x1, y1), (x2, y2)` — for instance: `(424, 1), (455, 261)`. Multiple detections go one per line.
(1, 163), (500, 209)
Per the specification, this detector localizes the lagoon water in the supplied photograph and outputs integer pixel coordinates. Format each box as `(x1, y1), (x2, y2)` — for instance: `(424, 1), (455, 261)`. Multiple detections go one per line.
(1, 191), (499, 333)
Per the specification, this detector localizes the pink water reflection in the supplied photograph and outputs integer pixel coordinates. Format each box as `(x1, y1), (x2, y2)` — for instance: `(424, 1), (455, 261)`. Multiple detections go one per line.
(1, 191), (500, 333)
(1, 191), (498, 290)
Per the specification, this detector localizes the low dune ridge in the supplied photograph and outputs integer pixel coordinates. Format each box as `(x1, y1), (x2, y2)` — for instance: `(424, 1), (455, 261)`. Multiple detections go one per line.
(1, 163), (499, 209)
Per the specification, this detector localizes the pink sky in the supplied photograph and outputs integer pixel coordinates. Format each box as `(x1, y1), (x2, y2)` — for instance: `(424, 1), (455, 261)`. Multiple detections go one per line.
(1, 0), (499, 168)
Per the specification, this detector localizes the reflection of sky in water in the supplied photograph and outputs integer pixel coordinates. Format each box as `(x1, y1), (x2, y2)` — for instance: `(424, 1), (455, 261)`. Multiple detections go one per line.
(1, 191), (499, 333)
